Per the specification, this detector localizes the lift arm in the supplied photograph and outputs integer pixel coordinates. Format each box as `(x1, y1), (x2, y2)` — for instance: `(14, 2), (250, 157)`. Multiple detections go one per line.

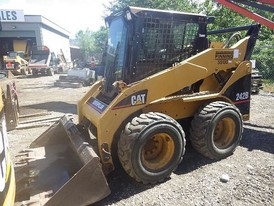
(215, 0), (274, 29)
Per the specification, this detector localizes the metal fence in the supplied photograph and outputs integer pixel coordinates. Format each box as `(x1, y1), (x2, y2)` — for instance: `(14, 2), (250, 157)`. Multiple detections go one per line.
(254, 60), (274, 80)
(252, 45), (274, 81)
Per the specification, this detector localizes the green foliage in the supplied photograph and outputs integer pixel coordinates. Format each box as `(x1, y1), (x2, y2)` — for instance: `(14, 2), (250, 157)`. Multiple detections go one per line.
(75, 29), (94, 60)
(264, 79), (274, 84)
(253, 35), (274, 79)
(91, 26), (108, 55)
(74, 0), (201, 62)
(262, 80), (274, 93)
(202, 0), (253, 42)
(202, 0), (252, 29)
(74, 0), (273, 78)
(202, 0), (274, 80)
(106, 0), (200, 13)
(74, 27), (108, 62)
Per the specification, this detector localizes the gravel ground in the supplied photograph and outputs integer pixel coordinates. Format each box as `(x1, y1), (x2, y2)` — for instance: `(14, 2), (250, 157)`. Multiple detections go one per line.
(5, 74), (274, 206)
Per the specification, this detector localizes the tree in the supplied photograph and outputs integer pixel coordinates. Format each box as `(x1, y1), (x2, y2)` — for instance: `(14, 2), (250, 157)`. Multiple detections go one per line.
(75, 29), (95, 61)
(201, 0), (253, 42)
(201, 0), (274, 80)
(253, 35), (274, 79)
(106, 0), (201, 14)
(202, 0), (273, 41)
(91, 27), (108, 63)
(74, 27), (108, 63)
(74, 0), (273, 79)
(75, 0), (201, 62)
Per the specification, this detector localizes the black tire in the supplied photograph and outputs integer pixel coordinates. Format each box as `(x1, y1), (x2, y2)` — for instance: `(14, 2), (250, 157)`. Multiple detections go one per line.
(28, 68), (32, 75)
(32, 70), (38, 77)
(47, 68), (54, 76)
(251, 87), (260, 95)
(83, 80), (90, 86)
(58, 67), (64, 73)
(20, 67), (27, 75)
(190, 101), (243, 160)
(118, 112), (185, 184)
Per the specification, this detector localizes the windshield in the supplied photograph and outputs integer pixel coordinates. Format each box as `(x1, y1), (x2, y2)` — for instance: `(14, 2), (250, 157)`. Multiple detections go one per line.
(104, 16), (128, 89)
(9, 52), (17, 58)
(8, 52), (24, 58)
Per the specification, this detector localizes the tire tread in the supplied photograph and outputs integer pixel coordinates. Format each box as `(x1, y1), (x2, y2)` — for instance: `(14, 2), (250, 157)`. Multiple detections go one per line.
(118, 112), (185, 184)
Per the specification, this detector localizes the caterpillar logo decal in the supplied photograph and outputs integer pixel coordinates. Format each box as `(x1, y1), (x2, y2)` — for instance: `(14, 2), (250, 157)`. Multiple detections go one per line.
(131, 93), (146, 105)
(112, 90), (148, 110)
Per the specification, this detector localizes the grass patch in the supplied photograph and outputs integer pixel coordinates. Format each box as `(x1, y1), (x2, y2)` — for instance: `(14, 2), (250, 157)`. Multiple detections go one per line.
(263, 79), (274, 93)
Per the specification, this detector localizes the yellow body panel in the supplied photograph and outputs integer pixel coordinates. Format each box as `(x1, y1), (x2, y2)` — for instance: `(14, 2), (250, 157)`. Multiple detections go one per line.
(78, 36), (250, 171)
(0, 95), (16, 205)
(13, 39), (28, 52)
(0, 90), (4, 111)
(13, 39), (31, 61)
(2, 154), (16, 206)
(3, 39), (30, 74)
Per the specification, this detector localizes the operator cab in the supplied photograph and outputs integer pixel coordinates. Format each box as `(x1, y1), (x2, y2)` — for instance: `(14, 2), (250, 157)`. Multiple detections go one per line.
(102, 6), (210, 95)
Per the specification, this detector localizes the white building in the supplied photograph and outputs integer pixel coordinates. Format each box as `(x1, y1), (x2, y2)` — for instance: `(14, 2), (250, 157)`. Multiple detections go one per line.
(0, 9), (71, 64)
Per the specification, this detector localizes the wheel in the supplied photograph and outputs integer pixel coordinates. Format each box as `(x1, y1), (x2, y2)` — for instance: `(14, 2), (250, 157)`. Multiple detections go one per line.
(28, 67), (32, 75)
(83, 80), (90, 86)
(251, 87), (260, 95)
(32, 70), (38, 77)
(118, 112), (185, 184)
(20, 66), (27, 75)
(190, 101), (243, 160)
(58, 67), (64, 73)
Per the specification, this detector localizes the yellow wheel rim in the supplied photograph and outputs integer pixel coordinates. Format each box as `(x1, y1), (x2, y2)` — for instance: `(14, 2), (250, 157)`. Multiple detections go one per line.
(141, 133), (174, 171)
(214, 117), (236, 149)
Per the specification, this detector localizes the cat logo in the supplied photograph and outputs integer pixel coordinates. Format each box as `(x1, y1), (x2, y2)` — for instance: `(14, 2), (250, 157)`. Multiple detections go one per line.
(112, 89), (148, 110)
(131, 94), (146, 106)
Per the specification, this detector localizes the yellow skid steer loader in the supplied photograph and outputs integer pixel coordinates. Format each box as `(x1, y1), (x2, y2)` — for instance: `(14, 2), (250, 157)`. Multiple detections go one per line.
(16, 7), (260, 205)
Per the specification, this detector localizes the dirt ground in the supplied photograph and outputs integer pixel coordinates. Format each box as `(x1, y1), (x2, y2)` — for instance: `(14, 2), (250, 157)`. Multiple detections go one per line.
(5, 74), (274, 206)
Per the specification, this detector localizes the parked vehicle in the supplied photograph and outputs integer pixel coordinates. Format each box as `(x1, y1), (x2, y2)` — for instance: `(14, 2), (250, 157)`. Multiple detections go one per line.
(3, 51), (30, 75)
(28, 46), (59, 76)
(3, 39), (32, 75)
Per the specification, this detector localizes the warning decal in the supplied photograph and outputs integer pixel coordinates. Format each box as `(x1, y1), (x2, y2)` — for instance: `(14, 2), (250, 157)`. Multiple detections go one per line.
(215, 51), (233, 60)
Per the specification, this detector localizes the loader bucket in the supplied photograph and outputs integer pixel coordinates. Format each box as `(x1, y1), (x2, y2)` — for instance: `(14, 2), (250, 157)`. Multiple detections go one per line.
(15, 115), (111, 206)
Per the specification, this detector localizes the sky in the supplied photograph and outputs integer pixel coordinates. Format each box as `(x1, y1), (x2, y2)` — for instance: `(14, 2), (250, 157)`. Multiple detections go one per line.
(0, 0), (113, 36)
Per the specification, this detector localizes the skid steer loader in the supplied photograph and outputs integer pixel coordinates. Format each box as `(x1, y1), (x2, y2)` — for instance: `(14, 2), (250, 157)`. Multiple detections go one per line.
(16, 7), (260, 205)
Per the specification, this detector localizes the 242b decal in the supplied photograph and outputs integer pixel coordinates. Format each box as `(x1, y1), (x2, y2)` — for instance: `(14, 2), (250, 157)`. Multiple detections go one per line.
(236, 92), (249, 101)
